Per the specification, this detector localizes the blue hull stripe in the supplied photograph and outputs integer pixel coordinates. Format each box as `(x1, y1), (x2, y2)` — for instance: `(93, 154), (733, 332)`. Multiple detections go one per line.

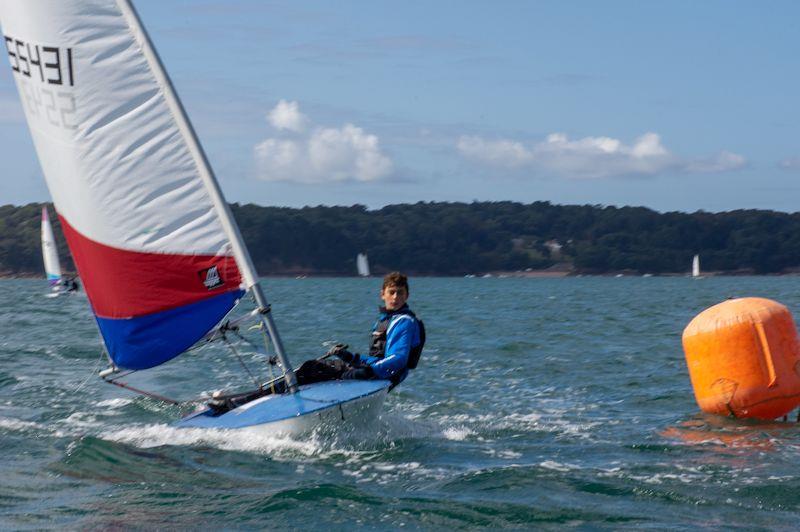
(96, 289), (244, 370)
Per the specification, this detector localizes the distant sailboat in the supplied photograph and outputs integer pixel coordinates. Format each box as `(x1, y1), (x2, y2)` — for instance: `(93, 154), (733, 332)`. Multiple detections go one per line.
(356, 253), (370, 277)
(692, 254), (701, 278)
(40, 207), (62, 289)
(4, 0), (391, 435)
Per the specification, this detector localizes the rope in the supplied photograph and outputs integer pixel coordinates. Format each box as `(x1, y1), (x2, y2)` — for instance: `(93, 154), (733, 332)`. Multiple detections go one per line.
(232, 327), (265, 352)
(259, 320), (279, 394)
(73, 350), (106, 393)
(222, 333), (261, 389)
(97, 312), (281, 407)
(103, 378), (181, 405)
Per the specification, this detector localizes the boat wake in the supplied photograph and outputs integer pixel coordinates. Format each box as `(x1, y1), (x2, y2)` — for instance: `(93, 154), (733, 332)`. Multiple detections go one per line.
(101, 424), (326, 457)
(99, 412), (414, 459)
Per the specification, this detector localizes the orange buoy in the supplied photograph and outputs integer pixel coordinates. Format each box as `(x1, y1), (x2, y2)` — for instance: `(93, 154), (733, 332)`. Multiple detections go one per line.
(682, 297), (800, 420)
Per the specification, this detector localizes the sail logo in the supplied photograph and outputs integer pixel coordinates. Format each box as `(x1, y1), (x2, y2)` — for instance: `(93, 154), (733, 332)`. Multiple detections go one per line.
(199, 265), (224, 290)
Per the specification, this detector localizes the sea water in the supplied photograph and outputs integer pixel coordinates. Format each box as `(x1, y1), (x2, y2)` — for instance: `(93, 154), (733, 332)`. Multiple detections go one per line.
(3, 276), (800, 529)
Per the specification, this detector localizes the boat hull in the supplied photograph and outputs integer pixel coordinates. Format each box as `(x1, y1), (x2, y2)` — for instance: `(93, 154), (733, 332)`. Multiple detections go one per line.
(175, 379), (391, 436)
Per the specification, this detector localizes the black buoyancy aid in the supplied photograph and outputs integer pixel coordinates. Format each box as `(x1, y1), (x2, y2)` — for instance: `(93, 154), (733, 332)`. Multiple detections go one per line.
(369, 307), (426, 370)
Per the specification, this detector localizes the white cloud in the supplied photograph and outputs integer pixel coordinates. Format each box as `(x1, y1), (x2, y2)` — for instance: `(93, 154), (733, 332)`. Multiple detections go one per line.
(266, 99), (309, 133)
(255, 102), (392, 183)
(456, 136), (533, 167)
(686, 151), (747, 173)
(779, 157), (800, 171)
(457, 132), (746, 179)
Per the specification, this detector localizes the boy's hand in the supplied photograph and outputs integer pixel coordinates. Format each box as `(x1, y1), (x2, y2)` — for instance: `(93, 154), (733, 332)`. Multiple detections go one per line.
(326, 343), (348, 357)
(326, 343), (357, 363)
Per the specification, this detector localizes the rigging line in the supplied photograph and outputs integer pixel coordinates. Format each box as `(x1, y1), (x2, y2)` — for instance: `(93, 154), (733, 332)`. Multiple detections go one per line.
(73, 350), (106, 393)
(232, 328), (265, 353)
(259, 321), (279, 395)
(222, 334), (261, 389)
(103, 378), (181, 405)
(104, 369), (136, 382)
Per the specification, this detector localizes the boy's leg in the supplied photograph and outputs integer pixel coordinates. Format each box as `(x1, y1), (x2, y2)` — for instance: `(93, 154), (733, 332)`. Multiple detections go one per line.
(295, 358), (348, 385)
(341, 365), (375, 380)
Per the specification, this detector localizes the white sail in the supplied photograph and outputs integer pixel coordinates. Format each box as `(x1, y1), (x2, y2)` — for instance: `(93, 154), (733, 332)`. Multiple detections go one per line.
(357, 253), (370, 277)
(692, 254), (700, 278)
(2, 1), (415, 435)
(41, 206), (62, 285)
(0, 0), (286, 373)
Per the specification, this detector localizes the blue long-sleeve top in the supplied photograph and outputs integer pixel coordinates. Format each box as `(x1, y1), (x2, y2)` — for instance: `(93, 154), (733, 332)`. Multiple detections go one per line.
(359, 306), (421, 382)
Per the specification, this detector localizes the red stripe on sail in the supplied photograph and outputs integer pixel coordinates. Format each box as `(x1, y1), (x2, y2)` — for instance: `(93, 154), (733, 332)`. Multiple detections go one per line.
(59, 215), (243, 319)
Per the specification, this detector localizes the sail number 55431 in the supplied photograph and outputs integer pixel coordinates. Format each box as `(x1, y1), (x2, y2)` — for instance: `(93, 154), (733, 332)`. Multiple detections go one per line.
(4, 34), (77, 131)
(3, 35), (74, 86)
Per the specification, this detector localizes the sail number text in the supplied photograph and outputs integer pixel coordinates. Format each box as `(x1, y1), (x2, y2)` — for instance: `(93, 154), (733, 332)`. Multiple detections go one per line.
(3, 35), (74, 86)
(3, 34), (76, 130)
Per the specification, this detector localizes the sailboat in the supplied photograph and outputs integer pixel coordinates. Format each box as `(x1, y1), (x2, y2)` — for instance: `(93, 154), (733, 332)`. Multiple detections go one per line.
(41, 206), (63, 290)
(3, 1), (391, 434)
(692, 254), (701, 278)
(356, 252), (370, 277)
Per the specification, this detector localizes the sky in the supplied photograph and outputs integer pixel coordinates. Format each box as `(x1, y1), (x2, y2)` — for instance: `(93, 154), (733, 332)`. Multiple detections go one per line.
(1, 0), (799, 212)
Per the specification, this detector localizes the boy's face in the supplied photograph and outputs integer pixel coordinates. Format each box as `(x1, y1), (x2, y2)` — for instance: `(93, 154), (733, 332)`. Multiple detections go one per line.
(380, 284), (408, 311)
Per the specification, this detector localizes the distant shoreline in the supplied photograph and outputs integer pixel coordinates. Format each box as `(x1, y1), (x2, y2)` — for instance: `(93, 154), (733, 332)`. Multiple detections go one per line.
(6, 202), (800, 277)
(4, 270), (800, 280)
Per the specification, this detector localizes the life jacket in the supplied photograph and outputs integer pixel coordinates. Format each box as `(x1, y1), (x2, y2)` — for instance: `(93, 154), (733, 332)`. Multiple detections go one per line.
(369, 307), (425, 370)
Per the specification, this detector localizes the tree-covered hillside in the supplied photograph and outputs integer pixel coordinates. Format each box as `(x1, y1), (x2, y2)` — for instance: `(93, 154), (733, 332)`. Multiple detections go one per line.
(3, 201), (800, 276)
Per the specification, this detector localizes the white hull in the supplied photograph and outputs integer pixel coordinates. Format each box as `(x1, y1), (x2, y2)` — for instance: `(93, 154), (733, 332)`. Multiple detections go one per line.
(244, 387), (387, 437)
(176, 380), (391, 435)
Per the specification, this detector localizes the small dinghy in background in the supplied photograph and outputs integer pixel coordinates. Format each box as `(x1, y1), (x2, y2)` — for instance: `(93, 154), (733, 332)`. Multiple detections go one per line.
(2, 0), (391, 436)
(356, 252), (370, 277)
(41, 206), (70, 296)
(692, 254), (703, 279)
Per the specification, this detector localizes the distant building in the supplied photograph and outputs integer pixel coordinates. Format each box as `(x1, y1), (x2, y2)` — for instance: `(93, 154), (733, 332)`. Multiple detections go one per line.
(544, 239), (562, 257)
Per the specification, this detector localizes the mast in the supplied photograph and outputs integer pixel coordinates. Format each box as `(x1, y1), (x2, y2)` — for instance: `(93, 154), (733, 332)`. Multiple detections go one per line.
(116, 0), (297, 391)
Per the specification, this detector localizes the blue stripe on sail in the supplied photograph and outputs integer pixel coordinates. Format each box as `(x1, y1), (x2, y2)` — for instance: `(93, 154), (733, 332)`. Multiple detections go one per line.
(96, 289), (244, 370)
(47, 274), (61, 285)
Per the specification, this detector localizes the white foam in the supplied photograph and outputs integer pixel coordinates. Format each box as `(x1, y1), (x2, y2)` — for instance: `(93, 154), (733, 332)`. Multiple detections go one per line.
(341, 460), (444, 485)
(540, 460), (581, 472)
(502, 411), (603, 440)
(485, 448), (522, 459)
(96, 398), (134, 408)
(0, 416), (41, 432)
(442, 426), (473, 441)
(100, 423), (326, 457)
(62, 412), (99, 429)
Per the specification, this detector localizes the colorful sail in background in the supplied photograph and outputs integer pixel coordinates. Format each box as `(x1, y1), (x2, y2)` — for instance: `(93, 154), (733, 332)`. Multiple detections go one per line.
(1, 1), (245, 370)
(41, 207), (62, 286)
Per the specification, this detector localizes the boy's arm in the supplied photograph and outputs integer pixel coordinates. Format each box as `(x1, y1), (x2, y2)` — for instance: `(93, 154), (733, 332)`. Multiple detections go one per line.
(366, 317), (416, 379)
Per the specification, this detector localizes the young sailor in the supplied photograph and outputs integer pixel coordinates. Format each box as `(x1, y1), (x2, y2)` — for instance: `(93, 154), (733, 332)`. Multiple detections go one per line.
(208, 272), (424, 413)
(291, 271), (424, 387)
